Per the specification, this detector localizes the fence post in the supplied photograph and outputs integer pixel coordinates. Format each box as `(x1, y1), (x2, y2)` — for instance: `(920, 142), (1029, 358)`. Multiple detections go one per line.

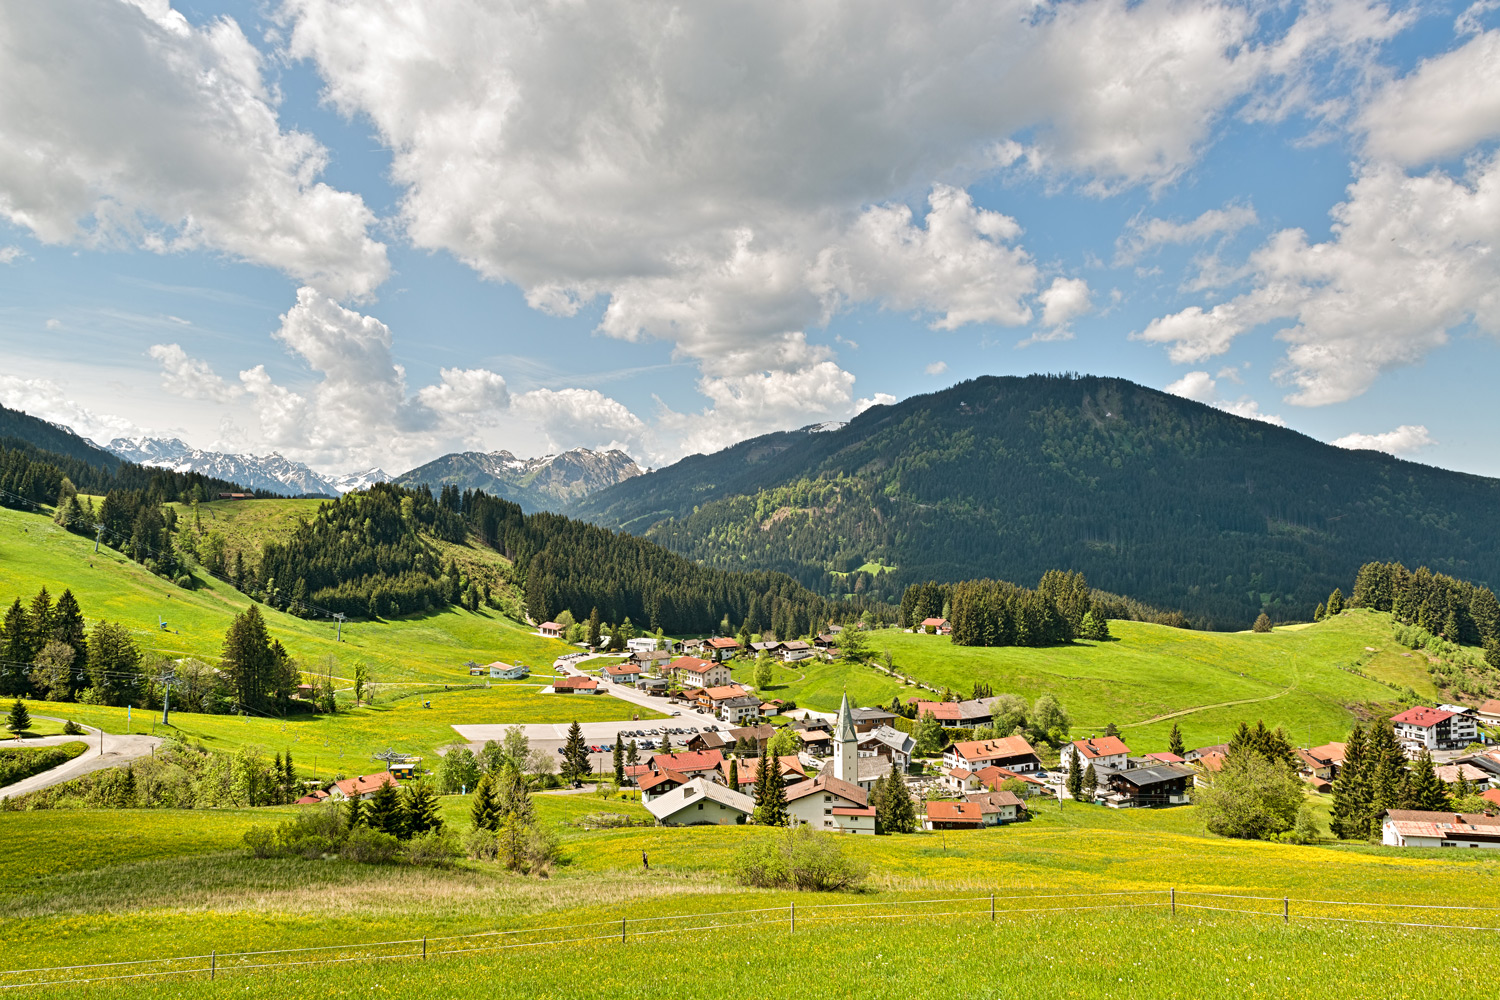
(790, 902), (795, 934)
(210, 951), (215, 981)
(991, 893), (995, 921)
(1170, 887), (1175, 916)
(1283, 897), (1289, 924)
(622, 917), (627, 943)
(423, 936), (427, 960)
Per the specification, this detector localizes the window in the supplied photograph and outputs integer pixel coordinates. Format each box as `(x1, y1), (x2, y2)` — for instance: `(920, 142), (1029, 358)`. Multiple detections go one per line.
(824, 795), (832, 802)
(824, 808), (832, 816)
(697, 802), (703, 810)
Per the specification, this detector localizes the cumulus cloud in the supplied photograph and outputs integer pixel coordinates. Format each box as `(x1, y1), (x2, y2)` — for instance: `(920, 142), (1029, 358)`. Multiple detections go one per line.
(1361, 30), (1500, 165)
(1164, 371), (1286, 425)
(1115, 203), (1259, 263)
(0, 373), (142, 441)
(924, 361), (948, 376)
(416, 368), (510, 416)
(0, 0), (387, 298)
(0, 246), (23, 264)
(148, 343), (241, 402)
(656, 363), (862, 460)
(511, 388), (646, 454)
(1139, 156), (1500, 405)
(1332, 424), (1435, 454)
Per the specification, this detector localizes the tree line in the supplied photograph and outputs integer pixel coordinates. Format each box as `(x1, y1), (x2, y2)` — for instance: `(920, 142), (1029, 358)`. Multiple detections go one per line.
(1350, 560), (1500, 653)
(899, 571), (1112, 647)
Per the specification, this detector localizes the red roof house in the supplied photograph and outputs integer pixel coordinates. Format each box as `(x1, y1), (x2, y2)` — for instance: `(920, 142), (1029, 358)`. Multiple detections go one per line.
(925, 800), (984, 829)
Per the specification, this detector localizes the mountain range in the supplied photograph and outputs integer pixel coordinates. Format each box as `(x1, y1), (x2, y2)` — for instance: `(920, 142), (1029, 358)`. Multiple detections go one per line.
(105, 437), (385, 497)
(393, 448), (643, 512)
(570, 373), (1500, 628)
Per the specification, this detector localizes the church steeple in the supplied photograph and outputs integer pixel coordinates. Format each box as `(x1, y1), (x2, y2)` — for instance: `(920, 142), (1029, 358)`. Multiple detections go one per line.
(834, 690), (858, 782)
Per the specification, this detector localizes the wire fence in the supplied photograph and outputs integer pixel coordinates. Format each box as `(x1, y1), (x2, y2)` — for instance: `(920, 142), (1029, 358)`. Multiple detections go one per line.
(4, 887), (1498, 990)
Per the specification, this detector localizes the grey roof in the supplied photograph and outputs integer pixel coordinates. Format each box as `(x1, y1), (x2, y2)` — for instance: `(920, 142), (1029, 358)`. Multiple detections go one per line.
(644, 777), (755, 821)
(720, 695), (761, 708)
(859, 725), (915, 755)
(836, 691), (857, 744)
(1111, 764), (1195, 787)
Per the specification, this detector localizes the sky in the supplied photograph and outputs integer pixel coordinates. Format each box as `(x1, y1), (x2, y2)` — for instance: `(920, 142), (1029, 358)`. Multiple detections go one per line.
(2, 0), (1499, 478)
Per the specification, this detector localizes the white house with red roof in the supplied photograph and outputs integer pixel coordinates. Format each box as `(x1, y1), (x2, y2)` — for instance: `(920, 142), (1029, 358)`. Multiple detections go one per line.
(1381, 809), (1500, 848)
(647, 748), (724, 778)
(914, 698), (995, 729)
(918, 617), (950, 635)
(603, 662), (643, 685)
(1392, 706), (1478, 750)
(670, 656), (732, 689)
(924, 800), (983, 830)
(326, 772), (398, 801)
(638, 769), (693, 802)
(718, 754), (805, 795)
(1059, 736), (1132, 774)
(538, 621), (563, 638)
(704, 636), (742, 661)
(942, 735), (1041, 774)
(645, 777), (755, 826)
(784, 773), (875, 833)
(1478, 700), (1500, 727)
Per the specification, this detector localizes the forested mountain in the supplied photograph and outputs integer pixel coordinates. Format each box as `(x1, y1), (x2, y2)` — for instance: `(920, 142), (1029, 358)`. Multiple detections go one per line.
(0, 403), (123, 470)
(571, 374), (1500, 628)
(395, 448), (642, 512)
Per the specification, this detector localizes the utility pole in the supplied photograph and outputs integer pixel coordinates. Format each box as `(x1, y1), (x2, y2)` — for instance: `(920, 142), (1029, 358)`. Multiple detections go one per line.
(160, 666), (176, 726)
(93, 523), (105, 553)
(333, 613), (346, 642)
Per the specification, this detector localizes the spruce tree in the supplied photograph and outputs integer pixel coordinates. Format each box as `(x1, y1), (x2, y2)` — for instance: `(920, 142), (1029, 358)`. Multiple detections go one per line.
(888, 775), (918, 833)
(871, 771), (890, 834)
(345, 794), (366, 830)
(1406, 751), (1450, 812)
(561, 720), (590, 785)
(495, 762), (533, 824)
(1168, 723), (1185, 758)
(1066, 745), (1084, 801)
(51, 589), (88, 686)
(1252, 613), (1272, 633)
(366, 779), (404, 837)
(1366, 723), (1407, 838)
(470, 773), (498, 831)
(1326, 588), (1344, 616)
(1081, 762), (1098, 801)
(1314, 603), (1325, 622)
(753, 744), (787, 826)
(627, 739), (639, 768)
(6, 698), (31, 736)
(1328, 724), (1370, 840)
(727, 757), (739, 791)
(220, 606), (276, 713)
(403, 781), (444, 836)
(613, 739), (625, 786)
(1, 600), (34, 695)
(586, 608), (602, 648)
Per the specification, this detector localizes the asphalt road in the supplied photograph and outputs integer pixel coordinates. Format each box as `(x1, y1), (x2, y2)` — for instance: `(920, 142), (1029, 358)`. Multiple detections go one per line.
(0, 718), (163, 801)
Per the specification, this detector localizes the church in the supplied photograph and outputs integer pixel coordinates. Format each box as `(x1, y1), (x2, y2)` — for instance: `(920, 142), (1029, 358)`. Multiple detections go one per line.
(781, 692), (877, 833)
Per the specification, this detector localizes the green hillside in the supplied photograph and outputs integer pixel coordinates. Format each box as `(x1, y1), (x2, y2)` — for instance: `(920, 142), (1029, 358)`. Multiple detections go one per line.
(573, 374), (1500, 628)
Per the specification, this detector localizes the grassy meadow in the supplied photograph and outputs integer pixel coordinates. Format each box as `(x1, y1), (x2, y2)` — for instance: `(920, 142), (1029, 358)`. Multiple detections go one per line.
(2, 793), (1497, 998)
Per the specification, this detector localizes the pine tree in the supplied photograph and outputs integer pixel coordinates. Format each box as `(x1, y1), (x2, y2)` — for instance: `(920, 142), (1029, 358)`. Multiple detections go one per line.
(470, 773), (498, 831)
(403, 781), (444, 836)
(27, 587), (55, 646)
(220, 606), (277, 713)
(871, 771), (890, 834)
(658, 729), (671, 755)
(1366, 723), (1407, 838)
(1313, 602), (1325, 622)
(1066, 745), (1084, 801)
(1405, 751), (1450, 812)
(1252, 613), (1273, 633)
(613, 739), (625, 786)
(1, 600), (34, 695)
(366, 779), (404, 837)
(6, 698), (31, 736)
(727, 757), (739, 791)
(627, 739), (639, 768)
(755, 746), (789, 827)
(887, 774), (918, 833)
(1081, 762), (1098, 801)
(345, 794), (366, 830)
(586, 607), (602, 648)
(1168, 723), (1185, 758)
(87, 621), (142, 706)
(1329, 724), (1370, 840)
(1326, 588), (1344, 616)
(561, 720), (590, 785)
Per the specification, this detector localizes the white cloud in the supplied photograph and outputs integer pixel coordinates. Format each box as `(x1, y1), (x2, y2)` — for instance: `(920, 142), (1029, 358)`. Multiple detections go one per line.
(854, 393), (898, 415)
(1332, 424), (1435, 454)
(1115, 203), (1259, 262)
(511, 388), (646, 454)
(1164, 371), (1286, 425)
(44, 318), (61, 331)
(148, 343), (241, 402)
(416, 368), (510, 416)
(657, 363), (861, 460)
(1039, 277), (1093, 329)
(1140, 156), (1500, 405)
(1361, 30), (1500, 166)
(0, 0), (387, 298)
(0, 246), (23, 264)
(924, 361), (948, 376)
(0, 374), (142, 441)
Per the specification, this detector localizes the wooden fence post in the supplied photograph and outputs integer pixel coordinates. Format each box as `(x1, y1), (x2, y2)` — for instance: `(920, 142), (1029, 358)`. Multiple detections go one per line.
(422, 936), (427, 960)
(1170, 887), (1175, 915)
(1283, 897), (1289, 924)
(210, 951), (215, 981)
(790, 902), (795, 934)
(991, 893), (995, 921)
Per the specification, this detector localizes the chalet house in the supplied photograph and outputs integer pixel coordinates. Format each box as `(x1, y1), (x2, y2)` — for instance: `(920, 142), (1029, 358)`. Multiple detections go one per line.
(813, 633), (839, 649)
(1436, 763), (1492, 791)
(851, 708), (899, 732)
(915, 698), (995, 729)
(623, 763), (652, 786)
(919, 617), (951, 635)
(718, 754), (806, 795)
(784, 774), (875, 834)
(1477, 700), (1500, 727)
(1392, 706), (1478, 750)
(963, 789), (1027, 825)
(1294, 743), (1346, 782)
(973, 765), (1047, 794)
(681, 639), (706, 655)
(942, 767), (985, 794)
(645, 778), (755, 826)
(1059, 736), (1131, 774)
(1191, 751), (1227, 788)
(638, 769), (693, 802)
(629, 649), (673, 669)
(538, 622), (563, 638)
(924, 800), (984, 830)
(858, 725), (915, 771)
(686, 731), (729, 753)
(705, 636), (742, 662)
(551, 676), (599, 694)
(636, 676), (669, 694)
(943, 735), (1041, 774)
(717, 695), (763, 724)
(327, 772), (398, 801)
(295, 788), (331, 805)
(1381, 809), (1500, 848)
(604, 663), (643, 685)
(648, 748), (724, 779)
(671, 657), (733, 689)
(1184, 743), (1231, 762)
(626, 637), (659, 655)
(488, 662), (530, 680)
(727, 723), (777, 753)
(1097, 763), (1194, 808)
(798, 729), (833, 755)
(780, 640), (816, 663)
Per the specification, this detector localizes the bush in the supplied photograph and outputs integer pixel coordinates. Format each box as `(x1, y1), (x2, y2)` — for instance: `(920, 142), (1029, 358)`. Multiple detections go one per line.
(62, 720), (85, 736)
(1194, 753), (1303, 840)
(243, 825), (277, 859)
(0, 742), (89, 788)
(405, 828), (460, 867)
(463, 827), (499, 861)
(275, 805), (346, 859)
(732, 825), (869, 892)
(340, 825), (401, 864)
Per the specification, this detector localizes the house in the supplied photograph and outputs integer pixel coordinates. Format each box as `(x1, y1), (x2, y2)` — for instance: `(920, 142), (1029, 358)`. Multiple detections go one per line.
(705, 636), (742, 661)
(1141, 752), (1186, 765)
(623, 763), (652, 786)
(973, 765), (1047, 794)
(941, 767), (983, 794)
(636, 676), (669, 694)
(670, 656), (733, 689)
(1097, 763), (1195, 808)
(604, 663), (643, 685)
(858, 725), (914, 771)
(293, 683), (317, 701)
(1392, 706), (1479, 750)
(964, 789), (1027, 825)
(697, 683), (755, 715)
(1191, 751), (1228, 788)
(629, 649), (673, 668)
(1299, 743), (1347, 780)
(918, 617), (950, 635)
(924, 800), (984, 830)
(813, 632), (839, 649)
(551, 676), (599, 694)
(295, 788), (331, 805)
(327, 772), (399, 801)
(784, 773), (875, 834)
(1435, 763), (1492, 791)
(943, 735), (1041, 774)
(798, 729), (833, 755)
(1059, 736), (1131, 774)
(718, 754), (806, 795)
(638, 769), (694, 802)
(750, 640), (783, 655)
(915, 698), (995, 729)
(1184, 743), (1231, 762)
(647, 748), (724, 779)
(1381, 809), (1500, 848)
(538, 621), (563, 638)
(626, 637), (659, 655)
(780, 640), (816, 663)
(1483, 788), (1500, 808)
(645, 777), (755, 826)
(686, 731), (729, 753)
(850, 707), (899, 731)
(727, 724), (777, 753)
(216, 492), (255, 500)
(488, 661), (530, 680)
(1477, 700), (1500, 727)
(716, 695), (763, 724)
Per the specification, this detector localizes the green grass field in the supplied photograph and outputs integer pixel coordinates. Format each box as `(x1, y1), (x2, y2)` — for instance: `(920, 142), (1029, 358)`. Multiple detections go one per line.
(2, 794), (1496, 998)
(738, 611), (1421, 754)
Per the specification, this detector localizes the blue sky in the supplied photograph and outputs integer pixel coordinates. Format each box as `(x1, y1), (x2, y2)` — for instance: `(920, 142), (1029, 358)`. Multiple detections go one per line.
(2, 0), (1499, 477)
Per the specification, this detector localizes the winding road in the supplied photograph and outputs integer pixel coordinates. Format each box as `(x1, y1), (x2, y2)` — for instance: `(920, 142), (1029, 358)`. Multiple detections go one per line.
(0, 718), (162, 801)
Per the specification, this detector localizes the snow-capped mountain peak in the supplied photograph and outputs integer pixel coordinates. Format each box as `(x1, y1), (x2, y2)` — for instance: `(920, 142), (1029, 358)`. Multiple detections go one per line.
(105, 438), (382, 496)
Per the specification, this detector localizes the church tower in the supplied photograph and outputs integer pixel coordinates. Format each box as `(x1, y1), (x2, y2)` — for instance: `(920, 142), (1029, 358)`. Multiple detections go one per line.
(834, 690), (858, 783)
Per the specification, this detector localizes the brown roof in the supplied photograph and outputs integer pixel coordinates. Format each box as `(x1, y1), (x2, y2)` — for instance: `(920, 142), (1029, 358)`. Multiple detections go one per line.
(638, 769), (692, 792)
(703, 684), (751, 701)
(295, 789), (330, 805)
(1144, 752), (1185, 764)
(920, 618), (948, 627)
(332, 772), (398, 798)
(1435, 763), (1490, 784)
(973, 765), (1045, 787)
(1306, 742), (1347, 764)
(1072, 736), (1131, 759)
(728, 724), (777, 742)
(951, 735), (1038, 763)
(1391, 706), (1457, 727)
(1482, 788), (1500, 806)
(539, 621), (563, 630)
(723, 755), (806, 786)
(785, 773), (868, 808)
(1196, 751), (1228, 772)
(1478, 700), (1500, 716)
(605, 663), (641, 676)
(925, 800), (983, 823)
(706, 637), (741, 649)
(553, 676), (598, 690)
(965, 789), (1024, 811)
(671, 656), (719, 674)
(649, 749), (724, 774)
